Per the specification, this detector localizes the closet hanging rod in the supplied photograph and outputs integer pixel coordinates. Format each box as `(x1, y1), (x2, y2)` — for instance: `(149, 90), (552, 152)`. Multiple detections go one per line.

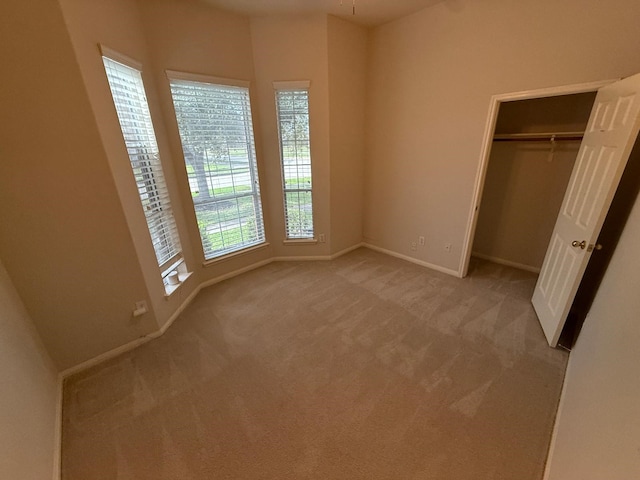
(493, 132), (584, 142)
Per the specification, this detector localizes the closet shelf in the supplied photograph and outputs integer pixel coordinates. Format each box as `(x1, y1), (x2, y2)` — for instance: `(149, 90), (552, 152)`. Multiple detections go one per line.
(493, 131), (584, 142)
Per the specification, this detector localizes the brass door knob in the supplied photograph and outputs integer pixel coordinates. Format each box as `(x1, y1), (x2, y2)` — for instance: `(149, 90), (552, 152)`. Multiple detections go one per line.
(572, 240), (587, 249)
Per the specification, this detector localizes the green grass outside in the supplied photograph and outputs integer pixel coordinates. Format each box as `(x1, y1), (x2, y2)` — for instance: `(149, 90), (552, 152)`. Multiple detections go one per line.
(192, 184), (252, 198)
(284, 177), (311, 188)
(201, 223), (257, 252)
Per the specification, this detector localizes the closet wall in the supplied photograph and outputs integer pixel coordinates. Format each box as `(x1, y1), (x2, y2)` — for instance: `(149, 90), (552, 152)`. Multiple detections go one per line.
(472, 92), (597, 272)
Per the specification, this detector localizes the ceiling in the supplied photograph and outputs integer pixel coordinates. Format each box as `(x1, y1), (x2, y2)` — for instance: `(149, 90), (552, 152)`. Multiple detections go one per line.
(195, 0), (447, 27)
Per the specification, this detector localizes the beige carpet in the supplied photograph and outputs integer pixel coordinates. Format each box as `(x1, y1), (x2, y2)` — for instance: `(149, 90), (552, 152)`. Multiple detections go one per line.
(62, 248), (568, 479)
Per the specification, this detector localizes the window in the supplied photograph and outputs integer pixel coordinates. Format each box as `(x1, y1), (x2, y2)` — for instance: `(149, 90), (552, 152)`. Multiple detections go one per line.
(274, 82), (314, 239)
(102, 54), (183, 280)
(168, 72), (266, 261)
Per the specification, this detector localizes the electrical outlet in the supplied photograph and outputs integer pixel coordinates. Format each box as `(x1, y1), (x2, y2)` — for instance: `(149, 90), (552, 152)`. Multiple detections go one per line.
(133, 300), (148, 317)
(411, 242), (417, 251)
(419, 236), (425, 246)
(444, 243), (452, 253)
(319, 233), (326, 243)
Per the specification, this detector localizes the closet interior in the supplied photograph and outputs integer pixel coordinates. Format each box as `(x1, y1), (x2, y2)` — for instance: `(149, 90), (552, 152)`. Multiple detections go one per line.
(472, 90), (640, 350)
(472, 92), (597, 273)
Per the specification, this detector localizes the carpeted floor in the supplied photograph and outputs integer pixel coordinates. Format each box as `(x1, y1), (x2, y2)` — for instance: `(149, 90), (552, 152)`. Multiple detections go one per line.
(62, 248), (568, 479)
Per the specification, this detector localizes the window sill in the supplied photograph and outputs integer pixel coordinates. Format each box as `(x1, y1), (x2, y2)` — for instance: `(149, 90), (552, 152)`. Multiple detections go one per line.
(283, 238), (317, 245)
(164, 271), (193, 299)
(202, 242), (270, 267)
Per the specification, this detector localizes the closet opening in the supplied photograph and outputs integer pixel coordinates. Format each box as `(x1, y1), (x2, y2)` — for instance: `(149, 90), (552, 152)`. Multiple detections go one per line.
(471, 92), (597, 275)
(462, 79), (640, 349)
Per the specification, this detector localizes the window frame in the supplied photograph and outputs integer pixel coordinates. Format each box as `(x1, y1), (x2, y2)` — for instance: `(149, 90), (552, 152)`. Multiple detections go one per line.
(274, 81), (315, 241)
(166, 70), (267, 263)
(100, 46), (184, 284)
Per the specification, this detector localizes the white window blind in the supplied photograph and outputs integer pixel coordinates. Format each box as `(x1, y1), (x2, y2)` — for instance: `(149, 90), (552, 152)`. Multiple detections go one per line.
(275, 85), (314, 239)
(102, 56), (182, 272)
(168, 75), (266, 260)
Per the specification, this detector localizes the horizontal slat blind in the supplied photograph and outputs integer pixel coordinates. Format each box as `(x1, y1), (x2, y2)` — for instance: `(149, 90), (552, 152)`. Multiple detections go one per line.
(275, 88), (314, 239)
(169, 77), (266, 260)
(102, 57), (182, 271)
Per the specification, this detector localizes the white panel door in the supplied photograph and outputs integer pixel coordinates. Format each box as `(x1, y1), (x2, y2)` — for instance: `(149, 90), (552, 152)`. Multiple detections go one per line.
(533, 73), (640, 347)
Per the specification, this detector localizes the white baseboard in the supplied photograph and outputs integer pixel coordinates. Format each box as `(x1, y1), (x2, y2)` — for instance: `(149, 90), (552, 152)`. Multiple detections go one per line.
(53, 374), (63, 480)
(272, 255), (332, 261)
(331, 243), (364, 259)
(273, 243), (365, 262)
(199, 258), (274, 290)
(158, 284), (203, 336)
(363, 243), (460, 277)
(542, 349), (573, 480)
(60, 333), (159, 379)
(471, 252), (541, 274)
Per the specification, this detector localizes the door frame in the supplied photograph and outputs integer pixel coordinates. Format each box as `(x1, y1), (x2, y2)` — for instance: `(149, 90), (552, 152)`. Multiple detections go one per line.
(459, 79), (618, 277)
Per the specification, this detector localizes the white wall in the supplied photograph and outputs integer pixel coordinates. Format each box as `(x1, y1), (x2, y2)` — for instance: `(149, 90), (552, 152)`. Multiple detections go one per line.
(365, 0), (640, 274)
(545, 190), (640, 479)
(0, 259), (59, 480)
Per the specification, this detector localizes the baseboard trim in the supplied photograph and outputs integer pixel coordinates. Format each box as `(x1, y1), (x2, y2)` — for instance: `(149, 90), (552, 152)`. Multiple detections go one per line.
(363, 243), (460, 277)
(272, 255), (332, 261)
(331, 243), (364, 259)
(61, 333), (159, 379)
(542, 347), (573, 480)
(199, 258), (274, 290)
(158, 284), (203, 335)
(272, 243), (364, 262)
(471, 252), (541, 274)
(53, 374), (63, 480)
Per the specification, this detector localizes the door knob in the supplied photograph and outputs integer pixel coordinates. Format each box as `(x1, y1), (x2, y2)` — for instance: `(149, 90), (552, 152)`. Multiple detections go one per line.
(588, 243), (603, 252)
(572, 240), (587, 249)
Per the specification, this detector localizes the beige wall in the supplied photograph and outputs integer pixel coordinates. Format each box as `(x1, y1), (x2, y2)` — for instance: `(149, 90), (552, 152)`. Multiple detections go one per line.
(0, 259), (59, 479)
(328, 16), (368, 255)
(365, 0), (640, 274)
(45, 1), (360, 370)
(58, 0), (280, 342)
(250, 15), (332, 257)
(58, 0), (200, 337)
(545, 191), (640, 479)
(0, 0), (157, 369)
